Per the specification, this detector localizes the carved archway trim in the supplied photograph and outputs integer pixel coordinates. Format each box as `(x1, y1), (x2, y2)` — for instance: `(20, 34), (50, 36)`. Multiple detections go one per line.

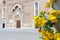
(12, 4), (23, 11)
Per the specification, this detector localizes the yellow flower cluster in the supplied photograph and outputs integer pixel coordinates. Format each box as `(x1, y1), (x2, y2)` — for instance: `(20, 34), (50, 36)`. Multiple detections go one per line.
(34, 11), (47, 28)
(49, 15), (58, 23)
(50, 10), (60, 15)
(40, 31), (60, 40)
(49, 10), (60, 23)
(34, 10), (60, 28)
(34, 16), (47, 28)
(38, 17), (47, 27)
(45, 0), (54, 8)
(34, 10), (60, 40)
(40, 31), (54, 40)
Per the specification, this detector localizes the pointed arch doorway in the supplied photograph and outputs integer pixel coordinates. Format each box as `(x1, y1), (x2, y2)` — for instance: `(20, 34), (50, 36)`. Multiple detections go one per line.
(12, 5), (23, 28)
(14, 12), (22, 28)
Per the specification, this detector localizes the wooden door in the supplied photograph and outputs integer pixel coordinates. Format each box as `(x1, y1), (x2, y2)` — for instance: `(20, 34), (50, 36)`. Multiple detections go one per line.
(16, 20), (21, 28)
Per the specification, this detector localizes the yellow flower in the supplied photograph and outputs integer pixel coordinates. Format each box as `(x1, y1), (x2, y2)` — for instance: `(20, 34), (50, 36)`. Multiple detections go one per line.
(49, 15), (58, 23)
(40, 31), (47, 36)
(49, 10), (60, 15)
(56, 10), (60, 14)
(57, 10), (60, 13)
(56, 33), (60, 38)
(48, 0), (54, 7)
(40, 31), (54, 40)
(44, 36), (50, 40)
(50, 10), (57, 15)
(45, 3), (50, 8)
(38, 11), (43, 15)
(34, 16), (39, 21)
(55, 33), (60, 40)
(41, 31), (50, 40)
(38, 18), (47, 27)
(48, 0), (54, 5)
(47, 32), (54, 39)
(57, 38), (60, 40)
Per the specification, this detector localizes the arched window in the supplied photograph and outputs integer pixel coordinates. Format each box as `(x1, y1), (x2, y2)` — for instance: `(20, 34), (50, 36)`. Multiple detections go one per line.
(34, 1), (39, 16)
(2, 7), (5, 19)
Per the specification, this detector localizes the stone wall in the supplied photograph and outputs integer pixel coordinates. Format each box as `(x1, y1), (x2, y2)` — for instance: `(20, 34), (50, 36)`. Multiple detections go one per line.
(0, 0), (53, 28)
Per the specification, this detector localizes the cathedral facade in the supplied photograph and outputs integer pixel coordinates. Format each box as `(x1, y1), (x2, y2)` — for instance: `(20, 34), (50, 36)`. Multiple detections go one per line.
(0, 0), (52, 28)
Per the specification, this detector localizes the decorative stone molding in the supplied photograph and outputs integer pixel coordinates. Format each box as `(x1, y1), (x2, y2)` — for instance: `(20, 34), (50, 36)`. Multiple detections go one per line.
(12, 4), (23, 12)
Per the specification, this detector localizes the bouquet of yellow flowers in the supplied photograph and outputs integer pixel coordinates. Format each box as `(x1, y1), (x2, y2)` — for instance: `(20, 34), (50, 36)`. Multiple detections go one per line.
(34, 10), (60, 40)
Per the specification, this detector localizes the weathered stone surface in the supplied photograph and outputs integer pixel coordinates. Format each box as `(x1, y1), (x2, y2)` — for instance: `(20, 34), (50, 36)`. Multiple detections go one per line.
(0, 0), (52, 28)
